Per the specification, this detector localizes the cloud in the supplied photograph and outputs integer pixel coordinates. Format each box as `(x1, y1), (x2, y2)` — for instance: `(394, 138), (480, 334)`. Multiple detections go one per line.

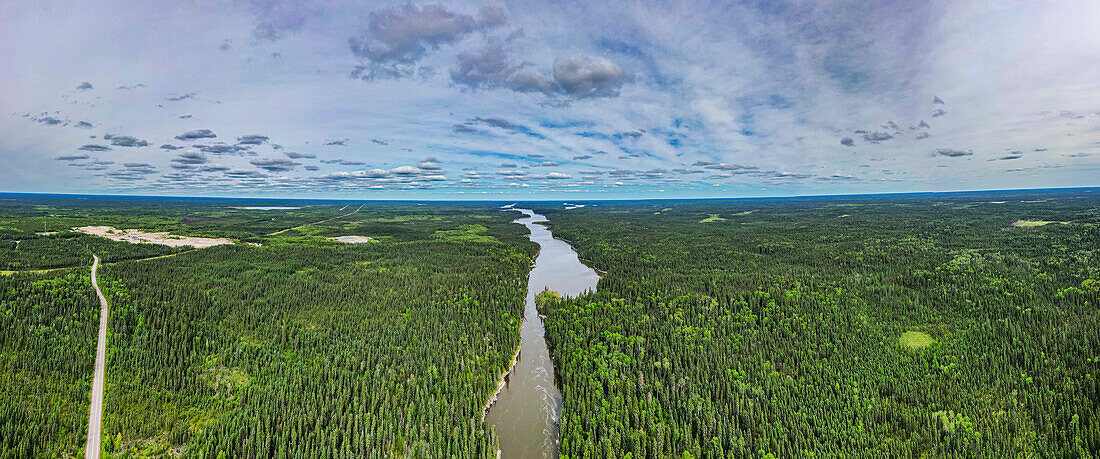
(390, 165), (421, 175)
(105, 171), (150, 181)
(175, 129), (216, 140)
(105, 163), (158, 180)
(552, 54), (630, 98)
(56, 154), (90, 161)
(840, 137), (855, 147)
(166, 93), (196, 102)
(123, 162), (157, 172)
(349, 5), (506, 79)
(541, 172), (571, 179)
(861, 131), (893, 143)
(323, 159), (366, 166)
(932, 109), (946, 117)
(449, 46), (629, 99)
(247, 0), (307, 41)
(933, 95), (945, 105)
(451, 45), (516, 90)
(317, 169), (391, 180)
(73, 160), (113, 171)
(219, 39), (232, 51)
(324, 139), (348, 146)
(117, 84), (145, 90)
(915, 132), (931, 140)
(224, 169), (268, 178)
(474, 117), (516, 130)
(76, 82), (93, 91)
(539, 161), (559, 167)
(304, 165), (319, 171)
(918, 120), (930, 129)
(75, 121), (94, 129)
(250, 158), (300, 172)
(78, 144), (111, 152)
(417, 159), (442, 170)
(933, 148), (973, 157)
(171, 151), (208, 165)
(104, 134), (149, 147)
(508, 71), (555, 94)
(196, 143), (251, 155)
(370, 139), (388, 145)
(703, 163), (759, 171)
(572, 154), (592, 160)
(34, 116), (63, 126)
(236, 134), (269, 145)
(284, 151), (316, 159)
(991, 154), (1023, 161)
(160, 144), (183, 150)
(452, 124), (478, 133)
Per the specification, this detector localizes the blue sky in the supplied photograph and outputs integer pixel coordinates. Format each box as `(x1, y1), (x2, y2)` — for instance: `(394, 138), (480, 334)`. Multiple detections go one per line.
(2, 0), (1098, 199)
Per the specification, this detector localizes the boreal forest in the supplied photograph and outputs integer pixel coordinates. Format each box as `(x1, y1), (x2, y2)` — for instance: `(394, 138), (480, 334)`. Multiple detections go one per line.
(529, 188), (1100, 457)
(1, 189), (1098, 457)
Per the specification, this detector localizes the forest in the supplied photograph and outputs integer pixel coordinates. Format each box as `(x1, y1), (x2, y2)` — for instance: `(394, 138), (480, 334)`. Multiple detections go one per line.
(1, 189), (1098, 457)
(0, 194), (535, 457)
(530, 188), (1100, 457)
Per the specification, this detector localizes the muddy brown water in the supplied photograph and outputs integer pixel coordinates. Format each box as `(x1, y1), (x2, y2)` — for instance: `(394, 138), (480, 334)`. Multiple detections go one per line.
(486, 207), (600, 458)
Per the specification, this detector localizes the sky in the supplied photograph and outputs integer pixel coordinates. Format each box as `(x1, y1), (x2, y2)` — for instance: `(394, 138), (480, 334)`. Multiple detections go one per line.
(2, 0), (1098, 199)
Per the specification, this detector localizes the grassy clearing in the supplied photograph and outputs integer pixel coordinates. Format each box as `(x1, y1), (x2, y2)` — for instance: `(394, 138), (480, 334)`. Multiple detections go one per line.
(1011, 220), (1068, 227)
(900, 331), (935, 349)
(431, 224), (499, 243)
(699, 214), (726, 223)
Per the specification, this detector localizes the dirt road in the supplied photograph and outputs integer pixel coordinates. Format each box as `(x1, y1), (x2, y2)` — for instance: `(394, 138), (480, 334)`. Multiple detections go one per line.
(85, 255), (108, 459)
(267, 203), (364, 236)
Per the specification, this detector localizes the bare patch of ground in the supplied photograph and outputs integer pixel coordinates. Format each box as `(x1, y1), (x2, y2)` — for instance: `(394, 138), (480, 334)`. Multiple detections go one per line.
(1011, 220), (1068, 227)
(700, 214), (726, 223)
(76, 226), (236, 248)
(328, 235), (376, 243)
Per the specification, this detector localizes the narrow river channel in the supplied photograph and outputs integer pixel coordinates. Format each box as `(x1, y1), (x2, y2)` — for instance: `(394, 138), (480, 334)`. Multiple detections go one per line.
(487, 207), (601, 458)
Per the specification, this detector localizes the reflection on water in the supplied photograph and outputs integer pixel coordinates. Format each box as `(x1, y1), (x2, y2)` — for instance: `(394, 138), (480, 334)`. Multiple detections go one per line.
(486, 207), (601, 458)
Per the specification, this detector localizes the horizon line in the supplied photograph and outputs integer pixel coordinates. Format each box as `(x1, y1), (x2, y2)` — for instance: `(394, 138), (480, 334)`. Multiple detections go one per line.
(1, 185), (1096, 204)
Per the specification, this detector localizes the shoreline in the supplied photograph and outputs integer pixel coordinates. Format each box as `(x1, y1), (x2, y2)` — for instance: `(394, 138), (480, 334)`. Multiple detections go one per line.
(482, 340), (522, 421)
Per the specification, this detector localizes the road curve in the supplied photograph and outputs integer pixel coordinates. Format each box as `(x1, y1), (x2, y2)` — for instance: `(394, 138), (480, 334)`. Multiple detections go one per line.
(85, 254), (108, 459)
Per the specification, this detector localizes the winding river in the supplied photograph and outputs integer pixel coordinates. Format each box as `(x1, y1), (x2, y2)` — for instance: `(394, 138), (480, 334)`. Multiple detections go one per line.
(486, 207), (600, 458)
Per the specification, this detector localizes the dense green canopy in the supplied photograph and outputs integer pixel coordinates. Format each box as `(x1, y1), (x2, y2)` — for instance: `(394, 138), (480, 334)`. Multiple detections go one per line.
(531, 189), (1099, 457)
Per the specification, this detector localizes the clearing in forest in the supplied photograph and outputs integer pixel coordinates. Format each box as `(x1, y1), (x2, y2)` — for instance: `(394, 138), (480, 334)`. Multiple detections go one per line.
(699, 214), (726, 223)
(76, 226), (237, 248)
(328, 235), (376, 243)
(1011, 220), (1068, 227)
(900, 331), (935, 349)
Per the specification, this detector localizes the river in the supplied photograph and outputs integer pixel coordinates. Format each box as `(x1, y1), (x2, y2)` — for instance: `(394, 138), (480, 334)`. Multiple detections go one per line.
(486, 207), (601, 458)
